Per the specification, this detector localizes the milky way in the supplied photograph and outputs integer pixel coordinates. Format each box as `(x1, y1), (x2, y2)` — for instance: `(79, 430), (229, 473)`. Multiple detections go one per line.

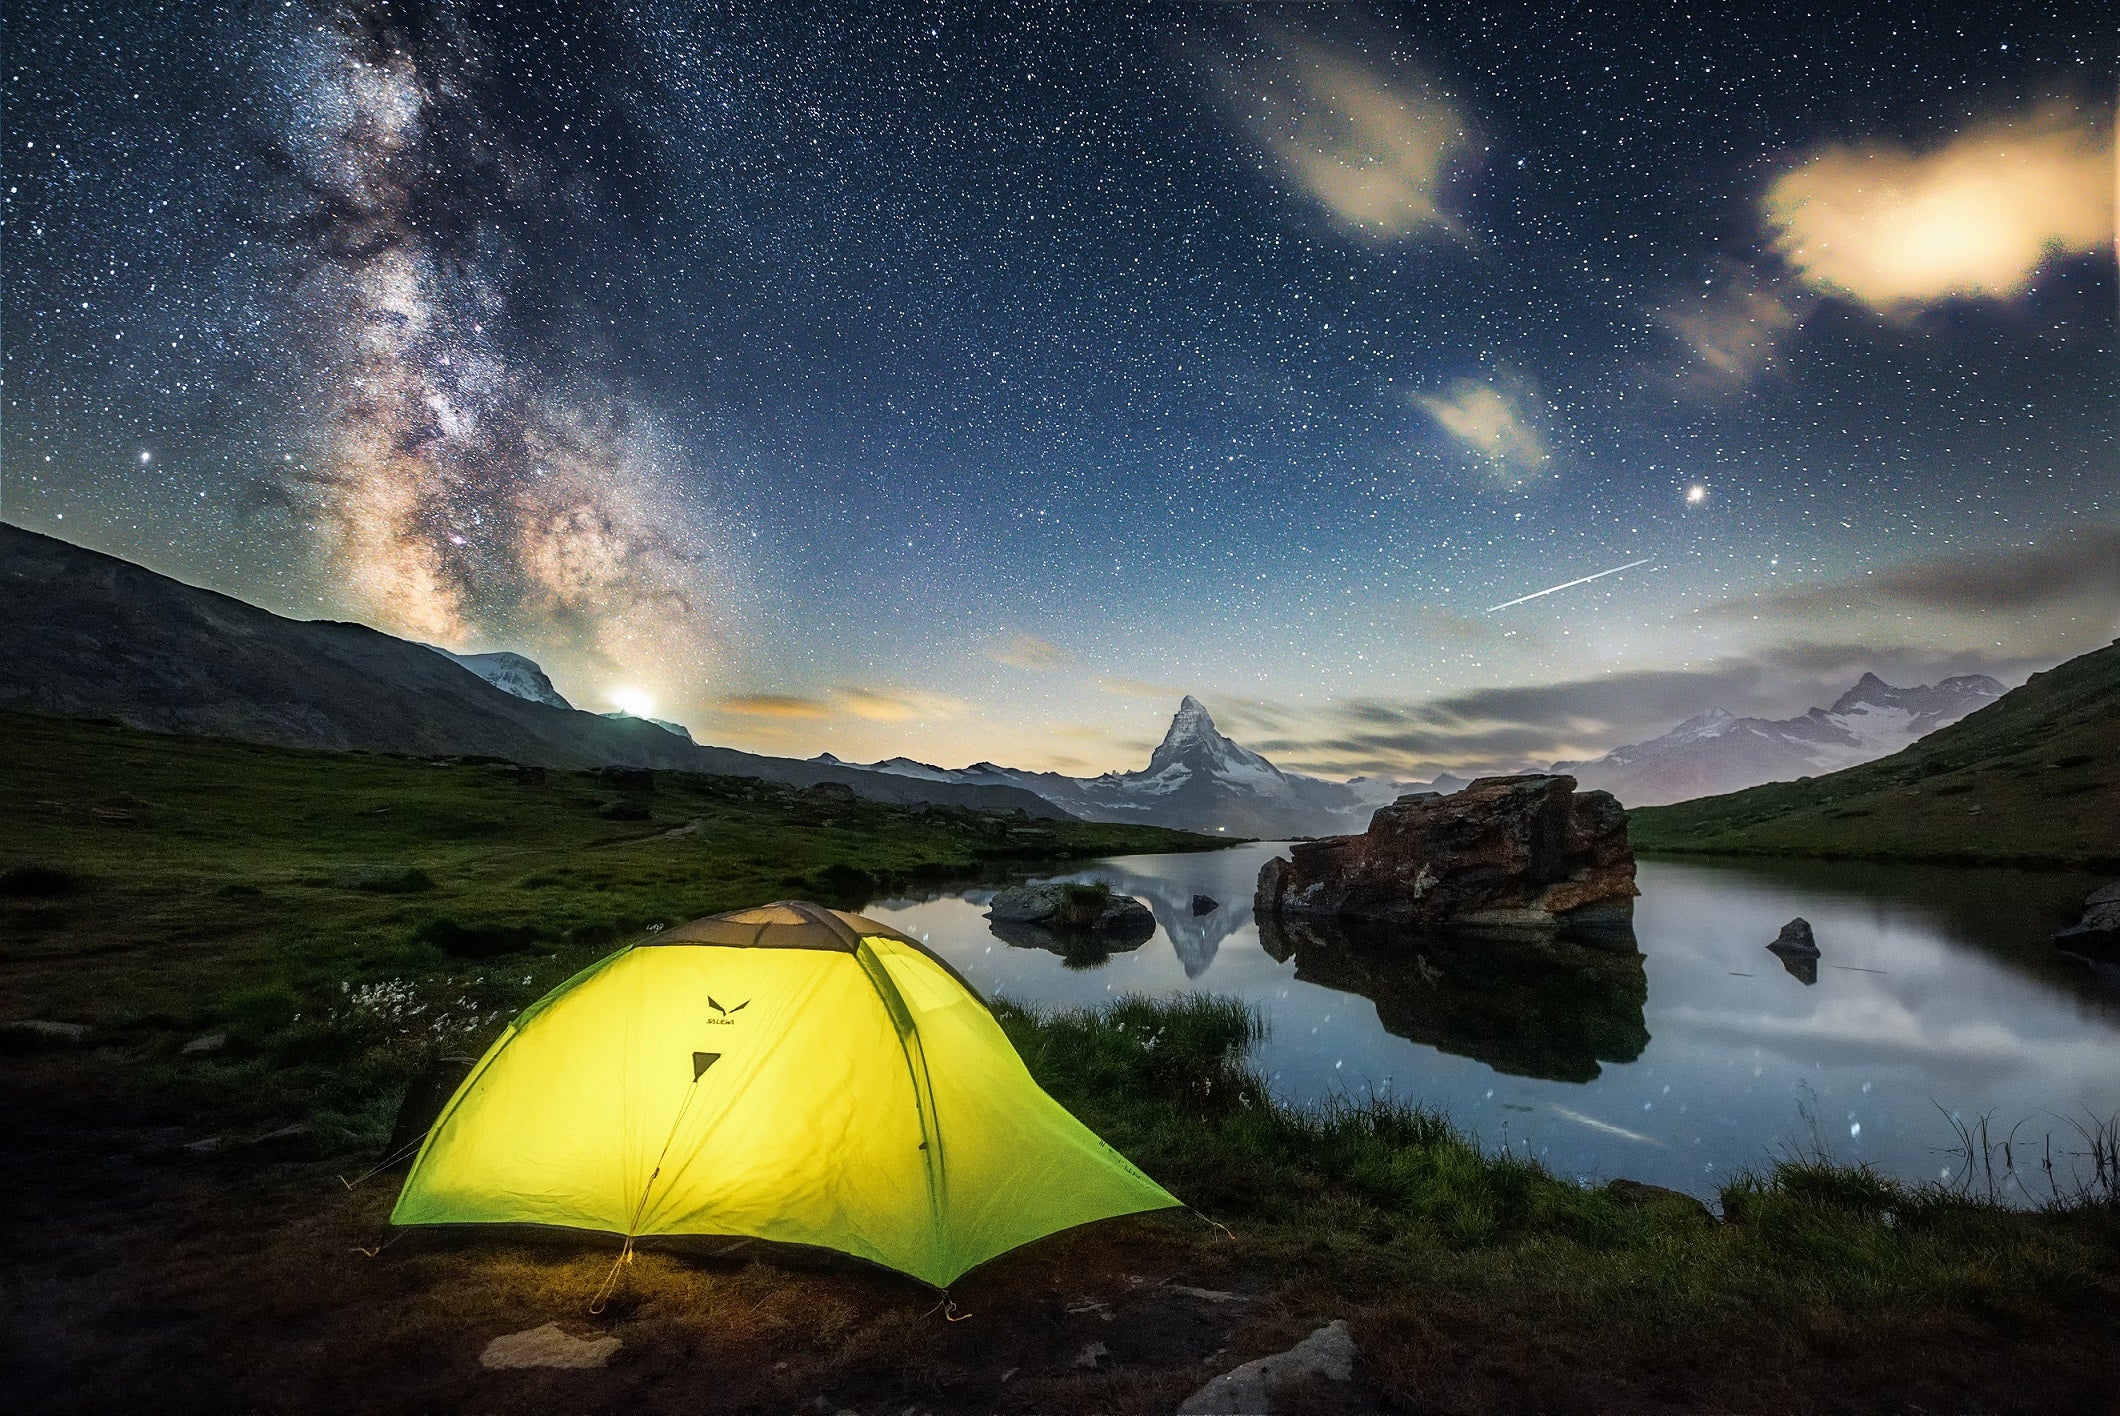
(252, 6), (729, 694)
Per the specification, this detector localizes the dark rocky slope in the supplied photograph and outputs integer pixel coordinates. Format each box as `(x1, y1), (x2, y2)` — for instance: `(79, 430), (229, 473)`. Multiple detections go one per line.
(0, 524), (1065, 817)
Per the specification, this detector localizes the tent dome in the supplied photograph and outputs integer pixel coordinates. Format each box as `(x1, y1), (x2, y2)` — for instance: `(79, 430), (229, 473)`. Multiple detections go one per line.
(390, 901), (1178, 1287)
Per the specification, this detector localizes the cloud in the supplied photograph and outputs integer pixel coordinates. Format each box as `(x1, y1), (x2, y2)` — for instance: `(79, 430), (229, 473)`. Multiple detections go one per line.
(1218, 29), (1471, 240)
(716, 693), (830, 719)
(988, 633), (1074, 671)
(1763, 103), (2114, 311)
(834, 685), (964, 722)
(1098, 676), (1188, 700)
(1414, 380), (1552, 477)
(1277, 642), (2052, 779)
(1701, 528), (2120, 620)
(1657, 268), (1808, 392)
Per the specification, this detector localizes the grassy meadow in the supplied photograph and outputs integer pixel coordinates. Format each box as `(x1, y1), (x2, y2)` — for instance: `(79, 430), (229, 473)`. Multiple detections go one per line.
(6, 711), (2120, 1413)
(1629, 639), (2120, 870)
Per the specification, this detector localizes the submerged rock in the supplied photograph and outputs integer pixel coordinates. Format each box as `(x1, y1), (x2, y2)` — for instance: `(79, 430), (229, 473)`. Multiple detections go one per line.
(1177, 1319), (1358, 1416)
(1254, 774), (1637, 947)
(2055, 883), (2120, 960)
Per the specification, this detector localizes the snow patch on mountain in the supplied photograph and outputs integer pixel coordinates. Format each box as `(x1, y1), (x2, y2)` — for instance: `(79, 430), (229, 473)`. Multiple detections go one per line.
(426, 646), (573, 710)
(1557, 672), (2004, 806)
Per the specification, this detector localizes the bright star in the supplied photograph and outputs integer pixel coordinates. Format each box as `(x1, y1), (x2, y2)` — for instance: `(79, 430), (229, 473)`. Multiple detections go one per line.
(1685, 484), (1707, 505)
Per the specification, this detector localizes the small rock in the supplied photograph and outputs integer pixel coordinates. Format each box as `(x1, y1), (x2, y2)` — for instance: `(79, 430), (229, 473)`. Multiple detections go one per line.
(2055, 883), (2120, 959)
(1072, 1341), (1111, 1370)
(1767, 917), (1819, 957)
(1, 1019), (88, 1043)
(1167, 1285), (1247, 1303)
(181, 1032), (228, 1056)
(1190, 894), (1221, 915)
(480, 1322), (621, 1370)
(1177, 1320), (1357, 1416)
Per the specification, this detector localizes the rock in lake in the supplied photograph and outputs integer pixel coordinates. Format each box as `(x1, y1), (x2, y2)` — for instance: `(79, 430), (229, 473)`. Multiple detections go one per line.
(1767, 917), (1819, 956)
(988, 881), (1150, 934)
(1191, 893), (1220, 915)
(1253, 774), (1638, 948)
(2054, 883), (2120, 960)
(987, 882), (1156, 959)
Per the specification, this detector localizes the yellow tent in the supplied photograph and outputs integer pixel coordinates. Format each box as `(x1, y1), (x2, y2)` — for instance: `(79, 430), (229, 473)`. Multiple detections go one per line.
(390, 901), (1179, 1287)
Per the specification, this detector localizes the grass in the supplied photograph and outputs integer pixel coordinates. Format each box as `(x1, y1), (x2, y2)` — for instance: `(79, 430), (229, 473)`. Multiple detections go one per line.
(8, 710), (2120, 1412)
(0, 710), (1224, 1138)
(1629, 636), (2120, 870)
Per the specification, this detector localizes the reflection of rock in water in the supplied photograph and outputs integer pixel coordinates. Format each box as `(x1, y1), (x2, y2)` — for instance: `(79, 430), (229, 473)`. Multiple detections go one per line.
(1772, 949), (1818, 985)
(988, 906), (1157, 970)
(1258, 914), (1649, 1084)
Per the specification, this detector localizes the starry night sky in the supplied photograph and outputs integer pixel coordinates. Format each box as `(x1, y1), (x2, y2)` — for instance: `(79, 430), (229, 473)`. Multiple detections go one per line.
(4, 1), (2114, 776)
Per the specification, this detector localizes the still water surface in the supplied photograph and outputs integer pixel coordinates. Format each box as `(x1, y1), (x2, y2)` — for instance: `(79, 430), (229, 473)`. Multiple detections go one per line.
(866, 845), (2119, 1201)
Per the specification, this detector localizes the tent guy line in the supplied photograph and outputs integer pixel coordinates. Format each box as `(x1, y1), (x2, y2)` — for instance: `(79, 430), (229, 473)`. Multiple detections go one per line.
(1484, 559), (1655, 613)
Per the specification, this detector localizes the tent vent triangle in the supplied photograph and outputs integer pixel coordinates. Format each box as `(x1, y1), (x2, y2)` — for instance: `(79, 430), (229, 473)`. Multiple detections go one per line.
(692, 1051), (720, 1080)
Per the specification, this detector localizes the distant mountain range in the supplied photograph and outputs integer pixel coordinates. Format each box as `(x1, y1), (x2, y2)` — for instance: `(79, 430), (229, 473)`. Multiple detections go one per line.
(0, 523), (2017, 831)
(1630, 638), (2119, 871)
(0, 524), (1066, 818)
(1554, 672), (2005, 806)
(820, 696), (1453, 838)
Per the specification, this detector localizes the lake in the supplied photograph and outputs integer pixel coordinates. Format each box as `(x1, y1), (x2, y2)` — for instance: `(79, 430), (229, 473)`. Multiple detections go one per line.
(865, 844), (2120, 1203)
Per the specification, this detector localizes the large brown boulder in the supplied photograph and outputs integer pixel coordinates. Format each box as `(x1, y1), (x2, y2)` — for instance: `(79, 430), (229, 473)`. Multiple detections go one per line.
(1254, 774), (1638, 947)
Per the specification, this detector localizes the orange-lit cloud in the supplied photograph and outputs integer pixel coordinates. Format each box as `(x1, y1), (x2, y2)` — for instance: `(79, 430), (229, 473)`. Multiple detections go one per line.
(988, 633), (1073, 670)
(1658, 269), (1806, 392)
(1414, 380), (1551, 478)
(834, 685), (963, 722)
(1220, 30), (1470, 241)
(1097, 675), (1187, 700)
(1764, 103), (2114, 310)
(716, 693), (831, 719)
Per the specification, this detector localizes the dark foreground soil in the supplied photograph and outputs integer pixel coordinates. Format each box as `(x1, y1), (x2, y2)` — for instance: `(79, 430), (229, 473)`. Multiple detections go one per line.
(9, 1054), (2120, 1416)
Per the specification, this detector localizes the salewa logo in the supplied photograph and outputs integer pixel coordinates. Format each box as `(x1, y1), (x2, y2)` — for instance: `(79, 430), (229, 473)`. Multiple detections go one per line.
(704, 995), (750, 1025)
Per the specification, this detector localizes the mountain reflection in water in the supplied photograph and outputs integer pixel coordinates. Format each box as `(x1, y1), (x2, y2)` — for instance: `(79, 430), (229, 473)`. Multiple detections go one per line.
(1258, 914), (1650, 1084)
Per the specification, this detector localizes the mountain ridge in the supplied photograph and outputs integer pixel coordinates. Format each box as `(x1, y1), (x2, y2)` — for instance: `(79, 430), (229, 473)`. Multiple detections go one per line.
(1555, 672), (2005, 806)
(823, 696), (1440, 838)
(0, 524), (1071, 819)
(1628, 638), (2120, 869)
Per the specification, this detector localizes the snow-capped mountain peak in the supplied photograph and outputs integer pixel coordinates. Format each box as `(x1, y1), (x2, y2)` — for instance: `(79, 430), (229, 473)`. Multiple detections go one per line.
(1142, 695), (1285, 786)
(1559, 671), (2005, 806)
(425, 646), (573, 710)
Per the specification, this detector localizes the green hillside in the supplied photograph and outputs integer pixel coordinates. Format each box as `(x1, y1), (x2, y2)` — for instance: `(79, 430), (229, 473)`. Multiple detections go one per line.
(0, 711), (1221, 1042)
(1630, 638), (2120, 870)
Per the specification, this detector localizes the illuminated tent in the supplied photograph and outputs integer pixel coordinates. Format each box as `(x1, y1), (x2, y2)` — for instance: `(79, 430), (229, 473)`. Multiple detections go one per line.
(390, 901), (1179, 1288)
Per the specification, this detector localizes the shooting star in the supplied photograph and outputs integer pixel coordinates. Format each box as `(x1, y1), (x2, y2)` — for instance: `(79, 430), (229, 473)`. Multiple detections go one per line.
(1485, 558), (1653, 612)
